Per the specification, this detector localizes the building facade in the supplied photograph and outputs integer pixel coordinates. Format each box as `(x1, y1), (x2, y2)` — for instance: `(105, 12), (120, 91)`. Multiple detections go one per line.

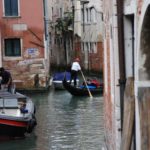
(79, 0), (103, 72)
(0, 0), (50, 89)
(104, 0), (150, 149)
(48, 0), (73, 69)
(48, 0), (103, 73)
(103, 0), (121, 149)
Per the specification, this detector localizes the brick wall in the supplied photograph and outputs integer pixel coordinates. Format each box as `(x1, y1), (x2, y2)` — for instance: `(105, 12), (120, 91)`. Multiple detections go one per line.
(75, 41), (103, 73)
(0, 0), (49, 89)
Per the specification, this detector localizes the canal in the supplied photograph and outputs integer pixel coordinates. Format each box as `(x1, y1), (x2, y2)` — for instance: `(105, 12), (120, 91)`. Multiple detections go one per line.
(0, 88), (104, 150)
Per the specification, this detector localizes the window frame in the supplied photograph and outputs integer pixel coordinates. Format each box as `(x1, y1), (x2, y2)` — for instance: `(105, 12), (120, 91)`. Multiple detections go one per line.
(3, 0), (20, 17)
(4, 38), (22, 59)
(81, 42), (84, 52)
(93, 42), (97, 53)
(90, 7), (96, 23)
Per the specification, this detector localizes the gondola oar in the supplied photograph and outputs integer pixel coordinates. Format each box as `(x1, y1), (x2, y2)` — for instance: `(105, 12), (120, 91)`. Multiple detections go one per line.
(80, 70), (93, 98)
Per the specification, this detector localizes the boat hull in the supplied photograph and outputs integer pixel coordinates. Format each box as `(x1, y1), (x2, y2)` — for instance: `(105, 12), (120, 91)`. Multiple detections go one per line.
(0, 91), (37, 138)
(53, 80), (79, 90)
(52, 72), (79, 90)
(63, 77), (103, 96)
(0, 117), (36, 137)
(0, 123), (27, 137)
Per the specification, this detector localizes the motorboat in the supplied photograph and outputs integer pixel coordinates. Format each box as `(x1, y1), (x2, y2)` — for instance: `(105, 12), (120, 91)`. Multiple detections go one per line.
(0, 91), (37, 138)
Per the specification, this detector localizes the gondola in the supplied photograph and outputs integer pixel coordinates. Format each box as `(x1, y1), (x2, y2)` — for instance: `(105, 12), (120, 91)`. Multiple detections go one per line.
(63, 76), (103, 96)
(52, 71), (79, 90)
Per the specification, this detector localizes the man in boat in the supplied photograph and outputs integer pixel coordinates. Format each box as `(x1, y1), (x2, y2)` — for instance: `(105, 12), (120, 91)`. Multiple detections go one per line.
(82, 78), (101, 88)
(0, 67), (12, 92)
(69, 58), (81, 87)
(20, 101), (28, 113)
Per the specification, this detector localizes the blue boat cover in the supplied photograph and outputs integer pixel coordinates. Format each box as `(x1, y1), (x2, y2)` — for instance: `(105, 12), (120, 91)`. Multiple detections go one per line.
(80, 85), (96, 89)
(53, 72), (71, 81)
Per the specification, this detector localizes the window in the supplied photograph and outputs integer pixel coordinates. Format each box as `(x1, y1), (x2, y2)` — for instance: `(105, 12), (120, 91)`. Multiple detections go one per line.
(90, 42), (92, 53)
(91, 7), (96, 23)
(86, 8), (88, 23)
(93, 43), (97, 53)
(60, 8), (62, 18)
(81, 8), (84, 23)
(82, 42), (84, 52)
(60, 37), (63, 45)
(4, 0), (18, 16)
(52, 7), (53, 19)
(86, 42), (89, 52)
(4, 38), (21, 56)
(54, 38), (57, 44)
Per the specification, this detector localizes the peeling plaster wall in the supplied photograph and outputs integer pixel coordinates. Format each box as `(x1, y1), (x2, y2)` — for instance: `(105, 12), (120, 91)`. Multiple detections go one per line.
(49, 0), (73, 67)
(80, 0), (104, 72)
(103, 0), (121, 149)
(104, 0), (150, 149)
(0, 0), (49, 89)
(136, 2), (150, 148)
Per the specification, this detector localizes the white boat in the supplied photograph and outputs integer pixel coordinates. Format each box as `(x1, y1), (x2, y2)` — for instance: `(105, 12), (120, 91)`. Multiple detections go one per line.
(0, 91), (37, 138)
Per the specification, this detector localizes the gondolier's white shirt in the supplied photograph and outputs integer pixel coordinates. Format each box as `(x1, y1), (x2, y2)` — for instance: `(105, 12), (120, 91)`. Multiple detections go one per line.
(71, 62), (81, 71)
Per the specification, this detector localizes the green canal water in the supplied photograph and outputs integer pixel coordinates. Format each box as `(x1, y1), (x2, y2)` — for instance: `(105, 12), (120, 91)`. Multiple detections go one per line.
(0, 89), (104, 150)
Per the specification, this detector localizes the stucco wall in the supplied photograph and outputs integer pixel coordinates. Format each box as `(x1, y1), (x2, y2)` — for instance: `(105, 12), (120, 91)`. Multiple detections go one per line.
(104, 0), (150, 149)
(0, 0), (49, 89)
(103, 0), (121, 149)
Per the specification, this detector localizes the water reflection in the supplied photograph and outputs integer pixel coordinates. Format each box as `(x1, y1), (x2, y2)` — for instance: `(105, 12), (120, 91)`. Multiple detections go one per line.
(0, 89), (104, 150)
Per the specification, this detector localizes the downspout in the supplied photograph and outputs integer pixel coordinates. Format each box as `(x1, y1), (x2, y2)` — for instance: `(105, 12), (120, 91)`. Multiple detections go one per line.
(116, 0), (126, 130)
(43, 0), (50, 60)
(0, 31), (2, 67)
(43, 0), (51, 86)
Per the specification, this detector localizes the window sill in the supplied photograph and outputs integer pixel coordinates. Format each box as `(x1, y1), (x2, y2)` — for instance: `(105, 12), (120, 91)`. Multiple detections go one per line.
(2, 16), (21, 19)
(3, 56), (22, 61)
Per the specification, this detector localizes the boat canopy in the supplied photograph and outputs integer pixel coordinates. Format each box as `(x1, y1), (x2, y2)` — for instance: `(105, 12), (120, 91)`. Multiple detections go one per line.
(53, 72), (71, 81)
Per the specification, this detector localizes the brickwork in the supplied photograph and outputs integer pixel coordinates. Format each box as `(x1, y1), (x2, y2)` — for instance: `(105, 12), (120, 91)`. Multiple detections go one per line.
(74, 41), (103, 73)
(0, 0), (49, 89)
(90, 42), (103, 72)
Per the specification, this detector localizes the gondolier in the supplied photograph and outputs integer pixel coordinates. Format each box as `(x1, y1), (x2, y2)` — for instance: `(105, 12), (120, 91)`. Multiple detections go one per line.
(69, 58), (81, 87)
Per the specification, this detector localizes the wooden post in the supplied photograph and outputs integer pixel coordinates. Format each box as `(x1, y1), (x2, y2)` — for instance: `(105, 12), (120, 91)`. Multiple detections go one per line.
(139, 88), (150, 149)
(120, 77), (135, 150)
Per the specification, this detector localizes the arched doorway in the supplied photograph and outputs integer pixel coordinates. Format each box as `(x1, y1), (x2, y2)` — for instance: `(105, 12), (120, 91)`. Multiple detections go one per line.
(139, 5), (150, 80)
(137, 4), (150, 149)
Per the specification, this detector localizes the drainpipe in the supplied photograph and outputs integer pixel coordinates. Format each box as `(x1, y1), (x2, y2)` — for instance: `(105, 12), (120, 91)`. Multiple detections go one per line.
(43, 0), (50, 59)
(0, 31), (2, 67)
(116, 0), (126, 130)
(43, 0), (51, 86)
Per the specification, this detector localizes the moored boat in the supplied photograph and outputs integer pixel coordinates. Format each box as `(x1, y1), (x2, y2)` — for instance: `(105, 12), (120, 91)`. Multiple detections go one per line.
(0, 91), (36, 138)
(52, 71), (79, 90)
(63, 76), (103, 96)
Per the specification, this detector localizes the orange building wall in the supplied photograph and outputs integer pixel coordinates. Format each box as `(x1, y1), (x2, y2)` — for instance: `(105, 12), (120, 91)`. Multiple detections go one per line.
(0, 0), (48, 89)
